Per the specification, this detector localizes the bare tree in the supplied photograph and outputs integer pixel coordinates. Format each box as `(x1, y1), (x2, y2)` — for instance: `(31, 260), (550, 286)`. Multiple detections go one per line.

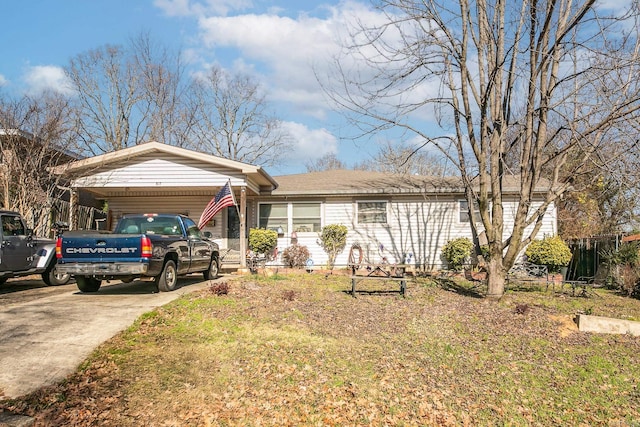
(305, 153), (346, 172)
(130, 33), (195, 148)
(66, 34), (191, 155)
(66, 44), (141, 155)
(189, 66), (292, 166)
(0, 92), (77, 234)
(354, 140), (453, 176)
(325, 0), (640, 297)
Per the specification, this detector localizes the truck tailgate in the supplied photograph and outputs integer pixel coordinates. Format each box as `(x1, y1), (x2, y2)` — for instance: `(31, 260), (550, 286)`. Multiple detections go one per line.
(58, 234), (148, 263)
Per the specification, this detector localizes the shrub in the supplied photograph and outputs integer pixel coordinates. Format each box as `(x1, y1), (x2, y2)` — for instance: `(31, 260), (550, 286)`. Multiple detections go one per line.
(208, 281), (229, 295)
(441, 237), (474, 270)
(480, 245), (490, 261)
(282, 244), (311, 268)
(600, 242), (640, 296)
(318, 224), (348, 269)
(248, 228), (278, 256)
(525, 235), (572, 272)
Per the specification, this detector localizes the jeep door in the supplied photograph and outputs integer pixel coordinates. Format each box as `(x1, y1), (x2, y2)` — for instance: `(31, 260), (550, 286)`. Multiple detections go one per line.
(0, 214), (34, 272)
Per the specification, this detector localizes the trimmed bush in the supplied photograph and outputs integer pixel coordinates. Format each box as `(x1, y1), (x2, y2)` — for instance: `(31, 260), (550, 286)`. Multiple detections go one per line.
(318, 224), (348, 269)
(282, 244), (311, 268)
(248, 228), (278, 256)
(441, 237), (474, 270)
(525, 235), (572, 272)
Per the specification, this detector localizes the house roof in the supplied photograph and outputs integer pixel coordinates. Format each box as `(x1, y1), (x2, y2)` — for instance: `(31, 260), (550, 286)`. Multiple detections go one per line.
(51, 141), (278, 190)
(272, 169), (545, 196)
(0, 128), (80, 162)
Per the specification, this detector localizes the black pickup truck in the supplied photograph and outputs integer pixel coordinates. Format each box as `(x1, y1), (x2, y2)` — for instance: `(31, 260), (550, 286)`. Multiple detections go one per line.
(56, 213), (220, 293)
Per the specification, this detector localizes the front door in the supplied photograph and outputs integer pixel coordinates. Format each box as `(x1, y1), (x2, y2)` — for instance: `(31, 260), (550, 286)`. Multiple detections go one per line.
(227, 206), (240, 251)
(0, 214), (34, 272)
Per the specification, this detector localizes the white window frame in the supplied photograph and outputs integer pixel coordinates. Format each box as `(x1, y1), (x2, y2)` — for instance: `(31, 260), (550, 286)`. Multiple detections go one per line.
(258, 203), (289, 234)
(356, 200), (388, 225)
(459, 199), (482, 223)
(292, 202), (322, 233)
(258, 202), (323, 234)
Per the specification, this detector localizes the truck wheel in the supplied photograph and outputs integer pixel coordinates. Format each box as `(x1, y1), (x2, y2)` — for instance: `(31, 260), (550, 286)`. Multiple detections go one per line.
(42, 264), (71, 286)
(76, 276), (101, 292)
(203, 256), (219, 280)
(156, 260), (177, 292)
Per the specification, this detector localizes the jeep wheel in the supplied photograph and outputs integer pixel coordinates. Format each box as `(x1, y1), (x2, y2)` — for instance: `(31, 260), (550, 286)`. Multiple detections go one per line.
(76, 276), (101, 292)
(203, 256), (219, 280)
(156, 260), (177, 292)
(42, 264), (71, 286)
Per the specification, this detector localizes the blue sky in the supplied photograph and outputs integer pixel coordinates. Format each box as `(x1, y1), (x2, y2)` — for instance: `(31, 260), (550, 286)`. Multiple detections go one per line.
(0, 0), (395, 176)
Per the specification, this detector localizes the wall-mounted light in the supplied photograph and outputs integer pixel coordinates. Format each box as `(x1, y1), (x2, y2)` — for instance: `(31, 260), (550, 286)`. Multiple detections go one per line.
(277, 226), (284, 235)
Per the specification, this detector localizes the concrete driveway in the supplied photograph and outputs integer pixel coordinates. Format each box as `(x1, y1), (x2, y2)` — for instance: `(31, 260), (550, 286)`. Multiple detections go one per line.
(0, 275), (218, 400)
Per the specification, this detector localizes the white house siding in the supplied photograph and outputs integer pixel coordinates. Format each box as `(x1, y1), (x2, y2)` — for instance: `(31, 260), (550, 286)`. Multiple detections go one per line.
(72, 155), (254, 192)
(261, 196), (558, 271)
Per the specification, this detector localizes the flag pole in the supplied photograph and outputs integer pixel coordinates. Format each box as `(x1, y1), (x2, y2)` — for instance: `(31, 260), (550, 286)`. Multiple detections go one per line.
(228, 179), (240, 218)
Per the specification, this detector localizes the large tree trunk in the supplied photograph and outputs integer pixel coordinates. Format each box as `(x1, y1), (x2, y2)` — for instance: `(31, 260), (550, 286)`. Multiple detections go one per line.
(486, 257), (507, 299)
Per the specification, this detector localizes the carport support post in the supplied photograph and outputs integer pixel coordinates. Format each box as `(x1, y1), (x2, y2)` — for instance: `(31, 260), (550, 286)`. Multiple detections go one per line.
(240, 186), (246, 268)
(69, 188), (78, 230)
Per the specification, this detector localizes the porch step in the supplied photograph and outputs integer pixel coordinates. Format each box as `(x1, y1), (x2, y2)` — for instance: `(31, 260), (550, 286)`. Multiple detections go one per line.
(220, 249), (241, 263)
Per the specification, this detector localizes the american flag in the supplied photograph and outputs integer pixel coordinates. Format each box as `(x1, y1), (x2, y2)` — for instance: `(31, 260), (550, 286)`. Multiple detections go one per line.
(198, 181), (236, 229)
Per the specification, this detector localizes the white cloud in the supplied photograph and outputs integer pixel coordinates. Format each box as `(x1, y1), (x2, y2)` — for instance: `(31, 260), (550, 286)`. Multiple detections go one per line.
(596, 0), (632, 11)
(154, 0), (253, 17)
(194, 2), (375, 119)
(24, 65), (73, 96)
(0, 74), (7, 87)
(189, 1), (442, 127)
(154, 0), (193, 16)
(280, 121), (338, 164)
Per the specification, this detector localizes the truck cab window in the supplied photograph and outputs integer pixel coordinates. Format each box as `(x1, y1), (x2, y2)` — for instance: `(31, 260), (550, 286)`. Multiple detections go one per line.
(182, 217), (201, 238)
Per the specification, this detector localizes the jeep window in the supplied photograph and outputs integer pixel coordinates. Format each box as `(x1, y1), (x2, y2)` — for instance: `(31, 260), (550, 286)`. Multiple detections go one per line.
(2, 216), (25, 236)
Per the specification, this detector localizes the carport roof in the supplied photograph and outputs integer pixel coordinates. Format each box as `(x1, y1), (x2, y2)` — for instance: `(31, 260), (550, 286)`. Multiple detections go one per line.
(52, 141), (278, 190)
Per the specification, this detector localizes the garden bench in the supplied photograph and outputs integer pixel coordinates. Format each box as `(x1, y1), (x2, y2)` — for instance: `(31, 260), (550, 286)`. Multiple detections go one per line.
(350, 265), (407, 297)
(557, 271), (598, 298)
(507, 262), (550, 289)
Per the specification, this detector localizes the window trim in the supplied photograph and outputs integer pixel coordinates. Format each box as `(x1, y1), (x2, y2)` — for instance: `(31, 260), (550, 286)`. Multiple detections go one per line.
(356, 200), (388, 225)
(459, 199), (482, 224)
(258, 202), (289, 234)
(291, 202), (322, 233)
(258, 202), (323, 234)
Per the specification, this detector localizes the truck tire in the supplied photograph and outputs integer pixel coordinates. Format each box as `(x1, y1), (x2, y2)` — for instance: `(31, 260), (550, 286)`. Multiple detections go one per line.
(156, 260), (177, 292)
(203, 256), (219, 280)
(42, 263), (71, 286)
(76, 276), (101, 293)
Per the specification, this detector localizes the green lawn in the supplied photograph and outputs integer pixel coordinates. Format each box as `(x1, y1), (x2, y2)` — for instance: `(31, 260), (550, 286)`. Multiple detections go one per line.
(2, 272), (640, 426)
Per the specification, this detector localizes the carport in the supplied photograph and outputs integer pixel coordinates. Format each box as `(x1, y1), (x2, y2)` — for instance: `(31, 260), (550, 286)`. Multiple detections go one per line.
(52, 141), (279, 269)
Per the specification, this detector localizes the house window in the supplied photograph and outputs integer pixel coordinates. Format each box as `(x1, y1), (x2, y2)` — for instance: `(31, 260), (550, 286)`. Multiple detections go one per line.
(259, 203), (288, 234)
(259, 203), (322, 234)
(459, 200), (482, 223)
(357, 201), (387, 224)
(292, 203), (321, 232)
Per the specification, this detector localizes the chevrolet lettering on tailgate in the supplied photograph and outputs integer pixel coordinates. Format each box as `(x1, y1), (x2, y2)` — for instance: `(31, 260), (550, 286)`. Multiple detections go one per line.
(65, 247), (139, 254)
